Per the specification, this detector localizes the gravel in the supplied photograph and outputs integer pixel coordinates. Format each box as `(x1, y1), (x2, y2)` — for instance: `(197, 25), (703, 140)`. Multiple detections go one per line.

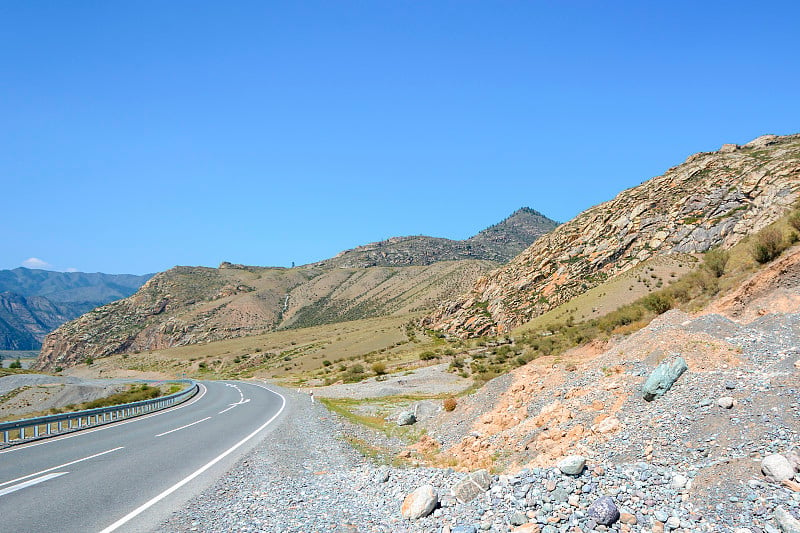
(160, 308), (800, 532)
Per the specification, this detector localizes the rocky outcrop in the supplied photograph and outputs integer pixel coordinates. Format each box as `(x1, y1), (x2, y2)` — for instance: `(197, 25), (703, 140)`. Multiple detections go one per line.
(427, 134), (800, 336)
(315, 208), (558, 268)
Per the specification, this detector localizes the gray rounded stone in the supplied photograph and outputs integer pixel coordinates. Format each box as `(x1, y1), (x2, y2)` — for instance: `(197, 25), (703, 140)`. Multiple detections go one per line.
(557, 455), (586, 476)
(763, 454), (796, 482)
(587, 495), (620, 526)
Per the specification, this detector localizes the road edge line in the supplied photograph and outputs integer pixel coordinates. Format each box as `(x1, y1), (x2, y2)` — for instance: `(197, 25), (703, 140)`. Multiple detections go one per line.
(98, 383), (286, 533)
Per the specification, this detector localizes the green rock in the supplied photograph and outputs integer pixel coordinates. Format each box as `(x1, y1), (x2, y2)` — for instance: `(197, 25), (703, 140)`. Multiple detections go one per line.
(642, 357), (688, 401)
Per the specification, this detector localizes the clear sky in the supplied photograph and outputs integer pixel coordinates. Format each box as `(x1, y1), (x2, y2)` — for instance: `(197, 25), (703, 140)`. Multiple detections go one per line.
(2, 1), (799, 274)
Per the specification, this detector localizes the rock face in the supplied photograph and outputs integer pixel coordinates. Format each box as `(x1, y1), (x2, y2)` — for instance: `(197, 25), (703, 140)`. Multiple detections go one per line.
(642, 357), (688, 401)
(427, 134), (800, 336)
(400, 484), (438, 519)
(317, 208), (558, 268)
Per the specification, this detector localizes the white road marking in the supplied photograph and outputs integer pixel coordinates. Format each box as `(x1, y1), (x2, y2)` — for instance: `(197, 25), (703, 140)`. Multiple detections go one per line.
(219, 398), (250, 414)
(0, 472), (68, 497)
(0, 446), (124, 488)
(155, 417), (211, 437)
(99, 384), (286, 533)
(218, 382), (249, 413)
(0, 384), (208, 455)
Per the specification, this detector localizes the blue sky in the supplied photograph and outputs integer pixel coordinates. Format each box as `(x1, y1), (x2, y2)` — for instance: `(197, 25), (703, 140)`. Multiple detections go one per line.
(2, 1), (799, 274)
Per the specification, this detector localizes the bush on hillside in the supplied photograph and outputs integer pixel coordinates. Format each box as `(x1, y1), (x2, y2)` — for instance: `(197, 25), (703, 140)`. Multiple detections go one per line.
(704, 248), (730, 277)
(642, 293), (673, 315)
(751, 228), (787, 264)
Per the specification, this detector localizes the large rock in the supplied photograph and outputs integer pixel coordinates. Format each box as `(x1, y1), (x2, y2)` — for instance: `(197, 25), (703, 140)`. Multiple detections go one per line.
(763, 454), (796, 482)
(401, 484), (438, 519)
(774, 507), (800, 533)
(452, 469), (493, 503)
(557, 455), (586, 475)
(397, 411), (417, 426)
(587, 496), (620, 525)
(642, 357), (688, 401)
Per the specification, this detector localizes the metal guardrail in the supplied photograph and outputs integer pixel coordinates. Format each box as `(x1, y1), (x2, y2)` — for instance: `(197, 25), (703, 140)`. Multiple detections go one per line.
(0, 380), (198, 447)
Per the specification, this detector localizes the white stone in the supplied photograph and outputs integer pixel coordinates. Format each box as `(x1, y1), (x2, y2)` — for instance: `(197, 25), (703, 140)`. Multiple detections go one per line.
(717, 396), (735, 409)
(557, 455), (586, 476)
(762, 454), (796, 482)
(671, 474), (688, 489)
(401, 484), (438, 519)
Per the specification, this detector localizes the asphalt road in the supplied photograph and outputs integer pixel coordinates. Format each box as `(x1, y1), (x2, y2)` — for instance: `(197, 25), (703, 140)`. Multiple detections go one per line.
(0, 380), (286, 532)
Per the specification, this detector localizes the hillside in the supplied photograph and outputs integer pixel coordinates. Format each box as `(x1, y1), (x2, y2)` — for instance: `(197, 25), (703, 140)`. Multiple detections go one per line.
(36, 260), (497, 369)
(427, 134), (800, 336)
(0, 268), (152, 349)
(316, 208), (558, 268)
(36, 207), (555, 369)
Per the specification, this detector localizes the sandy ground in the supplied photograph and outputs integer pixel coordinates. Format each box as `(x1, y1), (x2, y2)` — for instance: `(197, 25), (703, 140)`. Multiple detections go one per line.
(308, 363), (472, 399)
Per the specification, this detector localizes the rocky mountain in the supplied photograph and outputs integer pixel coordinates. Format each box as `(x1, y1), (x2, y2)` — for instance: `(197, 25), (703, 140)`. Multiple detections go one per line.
(427, 134), (800, 337)
(316, 208), (558, 268)
(36, 260), (498, 369)
(36, 207), (556, 369)
(0, 268), (152, 350)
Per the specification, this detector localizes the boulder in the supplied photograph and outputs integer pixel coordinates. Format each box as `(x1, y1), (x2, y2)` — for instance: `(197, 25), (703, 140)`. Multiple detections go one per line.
(642, 357), (688, 401)
(557, 455), (586, 475)
(397, 411), (417, 426)
(452, 469), (492, 503)
(401, 484), (438, 519)
(587, 496), (620, 526)
(763, 454), (796, 482)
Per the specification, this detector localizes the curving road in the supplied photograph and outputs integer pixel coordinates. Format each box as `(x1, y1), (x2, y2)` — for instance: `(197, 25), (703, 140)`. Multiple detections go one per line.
(0, 380), (286, 533)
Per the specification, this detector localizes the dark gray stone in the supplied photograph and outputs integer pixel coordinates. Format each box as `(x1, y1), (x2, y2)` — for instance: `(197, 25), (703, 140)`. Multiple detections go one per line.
(588, 496), (620, 526)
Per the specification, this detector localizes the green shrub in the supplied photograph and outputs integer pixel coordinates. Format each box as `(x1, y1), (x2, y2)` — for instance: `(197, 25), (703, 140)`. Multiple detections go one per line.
(642, 293), (673, 315)
(84, 357), (94, 366)
(751, 228), (787, 263)
(788, 210), (800, 232)
(9, 358), (22, 369)
(704, 248), (729, 277)
(419, 351), (437, 361)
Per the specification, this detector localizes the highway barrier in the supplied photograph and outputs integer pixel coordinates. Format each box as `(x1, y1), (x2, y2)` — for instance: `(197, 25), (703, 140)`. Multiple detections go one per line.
(0, 380), (199, 447)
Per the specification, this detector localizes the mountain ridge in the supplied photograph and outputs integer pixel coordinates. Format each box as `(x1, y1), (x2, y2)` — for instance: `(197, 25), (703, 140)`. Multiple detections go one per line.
(426, 133), (800, 336)
(0, 268), (153, 350)
(316, 207), (558, 268)
(36, 207), (554, 368)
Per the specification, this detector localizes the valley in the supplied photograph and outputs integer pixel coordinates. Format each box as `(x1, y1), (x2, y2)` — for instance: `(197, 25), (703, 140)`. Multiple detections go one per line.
(2, 135), (799, 532)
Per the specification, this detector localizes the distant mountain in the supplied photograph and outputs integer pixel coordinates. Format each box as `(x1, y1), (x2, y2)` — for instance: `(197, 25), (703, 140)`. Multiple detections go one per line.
(316, 208), (559, 268)
(0, 268), (153, 350)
